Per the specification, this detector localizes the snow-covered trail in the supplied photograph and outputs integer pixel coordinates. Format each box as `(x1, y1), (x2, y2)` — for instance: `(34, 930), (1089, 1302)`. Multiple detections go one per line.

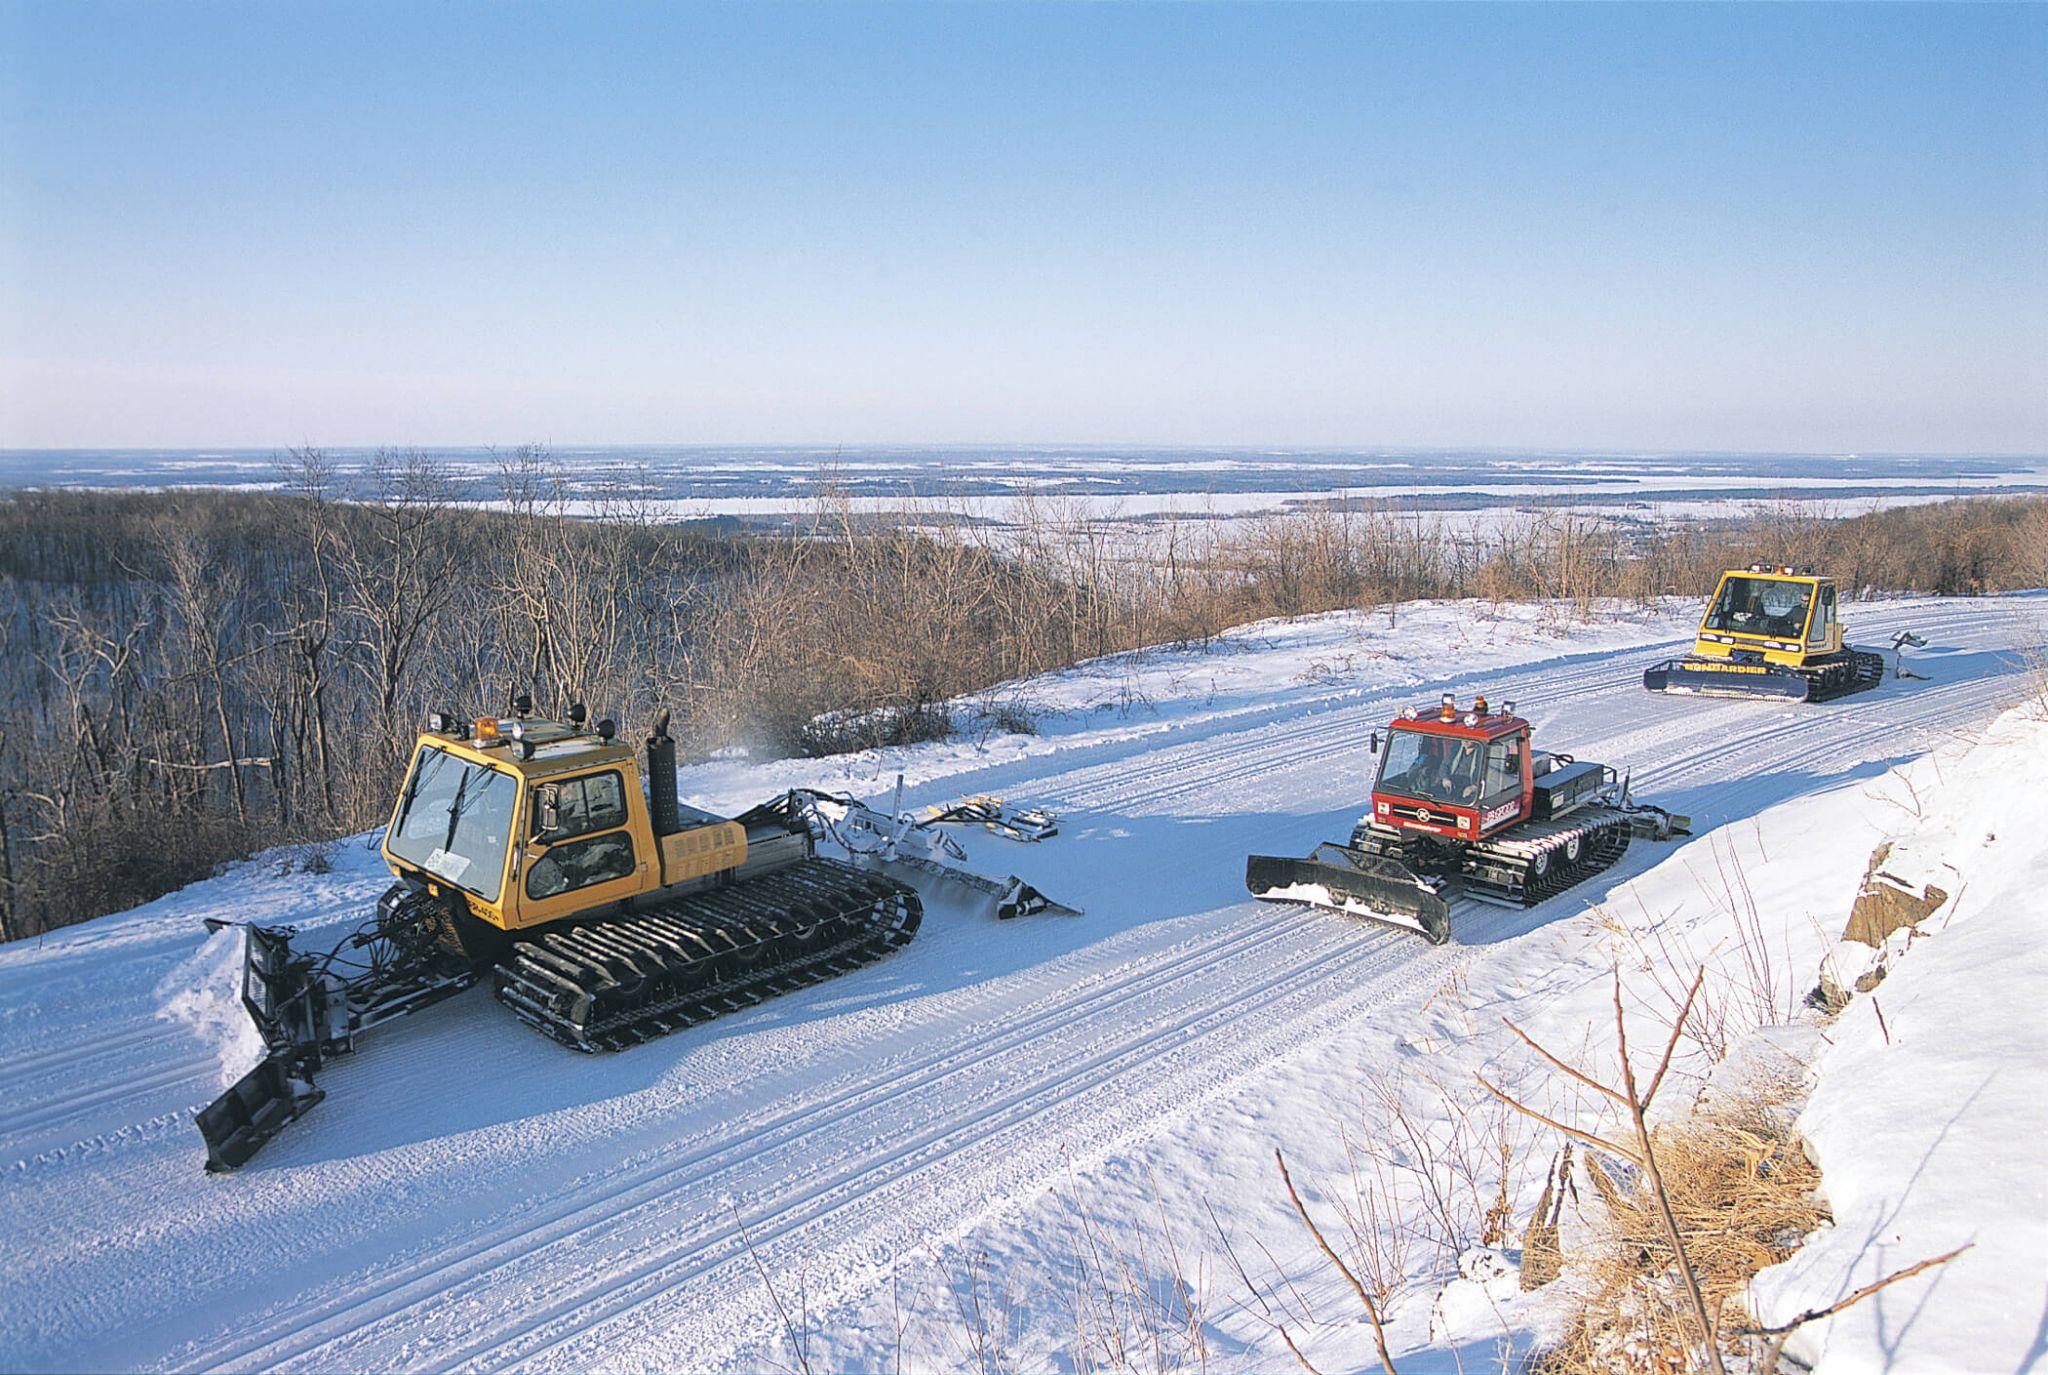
(0, 595), (2033, 1373)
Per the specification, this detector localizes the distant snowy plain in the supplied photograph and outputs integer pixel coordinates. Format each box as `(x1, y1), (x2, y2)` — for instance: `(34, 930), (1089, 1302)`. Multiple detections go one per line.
(4, 446), (2044, 539)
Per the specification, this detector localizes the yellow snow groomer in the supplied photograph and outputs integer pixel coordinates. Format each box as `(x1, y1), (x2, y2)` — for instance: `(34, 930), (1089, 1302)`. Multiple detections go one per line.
(194, 706), (922, 1172)
(1643, 565), (1884, 702)
(192, 700), (1075, 1174)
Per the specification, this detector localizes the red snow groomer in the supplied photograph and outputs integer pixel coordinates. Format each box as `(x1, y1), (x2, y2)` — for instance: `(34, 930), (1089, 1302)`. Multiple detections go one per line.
(1245, 694), (1687, 944)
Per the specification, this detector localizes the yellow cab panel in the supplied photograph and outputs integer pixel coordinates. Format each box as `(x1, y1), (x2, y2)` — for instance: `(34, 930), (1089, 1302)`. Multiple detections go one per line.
(382, 715), (757, 933)
(1688, 568), (1840, 669)
(382, 719), (658, 933)
(510, 758), (657, 930)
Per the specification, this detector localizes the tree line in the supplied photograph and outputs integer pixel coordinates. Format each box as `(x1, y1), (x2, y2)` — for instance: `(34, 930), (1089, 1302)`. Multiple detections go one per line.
(1, 447), (2041, 941)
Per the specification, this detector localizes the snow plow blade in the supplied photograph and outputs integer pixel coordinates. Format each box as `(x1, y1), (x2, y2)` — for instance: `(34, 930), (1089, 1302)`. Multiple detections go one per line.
(1642, 659), (1812, 701)
(193, 924), (339, 1172)
(1246, 844), (1451, 945)
(196, 1053), (324, 1173)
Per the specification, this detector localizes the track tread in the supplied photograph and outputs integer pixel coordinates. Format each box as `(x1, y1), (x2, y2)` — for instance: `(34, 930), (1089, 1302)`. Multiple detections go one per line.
(493, 859), (921, 1052)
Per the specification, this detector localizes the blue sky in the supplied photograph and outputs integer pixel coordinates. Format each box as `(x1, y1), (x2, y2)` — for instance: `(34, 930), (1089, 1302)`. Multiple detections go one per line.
(2, 2), (2043, 453)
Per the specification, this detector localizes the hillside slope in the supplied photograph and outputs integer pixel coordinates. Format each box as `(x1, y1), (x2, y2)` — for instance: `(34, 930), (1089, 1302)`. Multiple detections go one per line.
(0, 594), (2036, 1373)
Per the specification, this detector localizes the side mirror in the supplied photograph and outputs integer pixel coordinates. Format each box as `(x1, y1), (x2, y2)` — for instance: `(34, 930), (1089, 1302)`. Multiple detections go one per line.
(535, 783), (562, 839)
(1369, 731), (1382, 753)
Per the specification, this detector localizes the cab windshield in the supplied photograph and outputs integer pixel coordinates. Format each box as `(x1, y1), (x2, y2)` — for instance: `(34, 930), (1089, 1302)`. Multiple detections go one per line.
(386, 746), (518, 900)
(1703, 576), (1814, 640)
(1376, 728), (1489, 806)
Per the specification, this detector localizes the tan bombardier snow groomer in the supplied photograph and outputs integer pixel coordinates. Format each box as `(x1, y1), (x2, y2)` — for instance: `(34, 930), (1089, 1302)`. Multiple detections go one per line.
(1246, 694), (1687, 943)
(1642, 564), (1885, 702)
(195, 703), (1071, 1172)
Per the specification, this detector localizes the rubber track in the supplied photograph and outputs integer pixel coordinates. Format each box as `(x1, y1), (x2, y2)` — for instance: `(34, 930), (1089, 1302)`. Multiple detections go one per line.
(1467, 810), (1633, 906)
(1806, 647), (1888, 703)
(494, 859), (921, 1052)
(1355, 804), (1636, 917)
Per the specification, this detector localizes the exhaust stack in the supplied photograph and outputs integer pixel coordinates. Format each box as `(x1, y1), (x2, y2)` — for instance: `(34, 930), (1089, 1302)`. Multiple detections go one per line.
(647, 709), (682, 836)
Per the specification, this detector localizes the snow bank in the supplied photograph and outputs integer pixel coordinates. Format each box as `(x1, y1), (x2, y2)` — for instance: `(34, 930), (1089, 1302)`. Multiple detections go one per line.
(153, 924), (267, 1090)
(1750, 710), (2048, 1374)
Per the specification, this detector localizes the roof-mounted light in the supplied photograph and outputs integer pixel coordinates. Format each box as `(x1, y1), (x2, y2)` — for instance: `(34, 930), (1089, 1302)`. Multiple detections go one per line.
(1463, 713), (1479, 726)
(1401, 707), (1419, 721)
(473, 717), (500, 742)
(1503, 699), (1517, 716)
(1440, 693), (1456, 722)
(1474, 695), (1488, 716)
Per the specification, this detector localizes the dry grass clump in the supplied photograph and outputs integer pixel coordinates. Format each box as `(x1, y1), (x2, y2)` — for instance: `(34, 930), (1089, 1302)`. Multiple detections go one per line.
(1538, 1099), (1826, 1375)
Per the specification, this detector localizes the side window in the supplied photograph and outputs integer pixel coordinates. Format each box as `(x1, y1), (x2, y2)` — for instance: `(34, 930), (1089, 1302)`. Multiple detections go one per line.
(1483, 741), (1520, 799)
(526, 831), (637, 901)
(1810, 586), (1836, 643)
(536, 772), (628, 841)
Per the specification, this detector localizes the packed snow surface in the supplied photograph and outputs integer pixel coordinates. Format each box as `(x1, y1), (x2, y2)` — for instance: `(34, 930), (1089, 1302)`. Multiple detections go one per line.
(0, 594), (2043, 1372)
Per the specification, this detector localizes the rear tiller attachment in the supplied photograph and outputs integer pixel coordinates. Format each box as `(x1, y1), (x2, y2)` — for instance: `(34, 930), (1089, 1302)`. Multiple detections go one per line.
(920, 795), (1060, 843)
(789, 788), (1080, 920)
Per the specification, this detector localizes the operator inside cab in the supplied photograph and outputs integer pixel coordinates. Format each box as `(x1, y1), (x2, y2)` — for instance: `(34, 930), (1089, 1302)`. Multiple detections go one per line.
(1704, 575), (1813, 640)
(1379, 731), (1486, 804)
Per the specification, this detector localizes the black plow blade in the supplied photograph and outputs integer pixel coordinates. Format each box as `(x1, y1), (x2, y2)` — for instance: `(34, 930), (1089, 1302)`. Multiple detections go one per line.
(1642, 659), (1811, 701)
(190, 921), (338, 1172)
(1246, 845), (1451, 945)
(196, 1053), (324, 1173)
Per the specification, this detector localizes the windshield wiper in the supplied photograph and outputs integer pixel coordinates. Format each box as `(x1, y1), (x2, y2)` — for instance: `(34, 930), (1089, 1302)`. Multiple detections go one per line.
(441, 767), (482, 851)
(400, 749), (448, 822)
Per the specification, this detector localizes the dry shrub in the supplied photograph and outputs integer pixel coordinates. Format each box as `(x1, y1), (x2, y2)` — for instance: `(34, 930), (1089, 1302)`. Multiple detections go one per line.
(1539, 1094), (1826, 1375)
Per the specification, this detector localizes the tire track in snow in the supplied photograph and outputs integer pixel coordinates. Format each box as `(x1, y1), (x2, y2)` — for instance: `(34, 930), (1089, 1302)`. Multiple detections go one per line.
(26, 597), (2030, 1375)
(169, 909), (1374, 1371)
(198, 609), (2021, 1372)
(484, 601), (2030, 1373)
